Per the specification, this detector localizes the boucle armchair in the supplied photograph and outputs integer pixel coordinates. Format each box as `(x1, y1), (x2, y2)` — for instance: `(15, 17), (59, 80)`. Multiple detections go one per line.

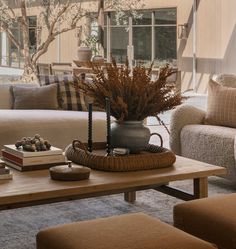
(170, 74), (236, 182)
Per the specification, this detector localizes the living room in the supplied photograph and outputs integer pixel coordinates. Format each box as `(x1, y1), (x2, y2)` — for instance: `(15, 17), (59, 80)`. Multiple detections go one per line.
(0, 0), (236, 249)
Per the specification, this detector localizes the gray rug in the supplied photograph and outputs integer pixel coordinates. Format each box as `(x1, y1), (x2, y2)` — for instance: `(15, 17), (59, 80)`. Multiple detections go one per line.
(1, 176), (236, 249)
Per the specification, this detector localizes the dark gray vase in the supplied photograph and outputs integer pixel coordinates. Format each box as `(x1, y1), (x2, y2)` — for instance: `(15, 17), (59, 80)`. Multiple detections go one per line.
(111, 120), (150, 153)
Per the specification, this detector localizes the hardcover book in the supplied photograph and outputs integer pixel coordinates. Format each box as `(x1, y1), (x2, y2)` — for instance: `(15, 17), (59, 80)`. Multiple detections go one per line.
(0, 159), (5, 168)
(3, 145), (63, 158)
(2, 150), (66, 166)
(4, 160), (66, 172)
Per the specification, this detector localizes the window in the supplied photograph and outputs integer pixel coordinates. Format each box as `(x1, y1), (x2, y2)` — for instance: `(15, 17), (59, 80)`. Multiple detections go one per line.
(0, 16), (37, 68)
(154, 9), (177, 63)
(106, 12), (129, 63)
(28, 16), (37, 53)
(104, 8), (177, 66)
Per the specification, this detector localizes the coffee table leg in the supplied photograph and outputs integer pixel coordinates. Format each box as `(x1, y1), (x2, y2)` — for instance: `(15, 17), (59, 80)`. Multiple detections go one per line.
(193, 177), (208, 199)
(124, 191), (136, 203)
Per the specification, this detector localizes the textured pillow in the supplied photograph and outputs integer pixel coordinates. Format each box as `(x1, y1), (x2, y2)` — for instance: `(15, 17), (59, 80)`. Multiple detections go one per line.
(0, 83), (39, 109)
(214, 74), (236, 88)
(38, 75), (87, 111)
(205, 79), (236, 128)
(11, 84), (59, 110)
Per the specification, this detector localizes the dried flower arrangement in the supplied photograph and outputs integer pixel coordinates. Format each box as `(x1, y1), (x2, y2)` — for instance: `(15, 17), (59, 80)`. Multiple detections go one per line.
(77, 58), (183, 122)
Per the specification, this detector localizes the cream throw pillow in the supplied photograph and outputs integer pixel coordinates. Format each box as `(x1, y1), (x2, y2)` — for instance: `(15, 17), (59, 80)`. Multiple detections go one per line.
(205, 79), (236, 128)
(11, 84), (59, 110)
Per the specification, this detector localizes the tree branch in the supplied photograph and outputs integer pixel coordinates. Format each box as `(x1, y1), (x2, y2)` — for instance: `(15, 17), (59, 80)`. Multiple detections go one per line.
(31, 1), (71, 61)
(0, 24), (21, 51)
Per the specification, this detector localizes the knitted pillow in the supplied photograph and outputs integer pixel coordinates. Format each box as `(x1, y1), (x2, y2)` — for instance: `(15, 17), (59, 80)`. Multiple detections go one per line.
(38, 75), (87, 111)
(205, 79), (236, 128)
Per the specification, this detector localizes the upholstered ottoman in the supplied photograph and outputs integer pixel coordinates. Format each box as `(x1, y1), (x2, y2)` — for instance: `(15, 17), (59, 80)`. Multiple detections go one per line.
(37, 213), (215, 249)
(174, 194), (236, 249)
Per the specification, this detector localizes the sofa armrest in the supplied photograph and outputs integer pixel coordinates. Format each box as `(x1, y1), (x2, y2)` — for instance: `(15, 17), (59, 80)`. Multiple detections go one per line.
(169, 105), (206, 155)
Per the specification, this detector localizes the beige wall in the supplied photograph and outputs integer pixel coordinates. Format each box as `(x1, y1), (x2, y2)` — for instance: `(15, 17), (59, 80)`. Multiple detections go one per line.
(194, 0), (236, 93)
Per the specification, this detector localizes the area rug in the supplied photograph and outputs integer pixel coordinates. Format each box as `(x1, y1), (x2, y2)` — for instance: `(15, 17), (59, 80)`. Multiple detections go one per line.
(1, 176), (236, 249)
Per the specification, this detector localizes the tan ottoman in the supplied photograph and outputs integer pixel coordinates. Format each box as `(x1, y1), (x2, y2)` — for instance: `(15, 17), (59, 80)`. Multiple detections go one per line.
(37, 213), (215, 249)
(174, 194), (236, 249)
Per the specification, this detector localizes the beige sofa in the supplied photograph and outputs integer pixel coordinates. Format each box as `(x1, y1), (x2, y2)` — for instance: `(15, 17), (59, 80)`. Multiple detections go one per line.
(169, 74), (236, 182)
(0, 83), (107, 152)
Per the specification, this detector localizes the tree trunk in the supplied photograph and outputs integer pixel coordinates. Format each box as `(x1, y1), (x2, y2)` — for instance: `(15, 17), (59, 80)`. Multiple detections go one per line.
(22, 62), (38, 82)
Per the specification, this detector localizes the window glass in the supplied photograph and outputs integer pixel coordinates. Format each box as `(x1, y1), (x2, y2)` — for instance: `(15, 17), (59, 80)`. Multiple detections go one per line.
(104, 27), (107, 58)
(28, 16), (37, 53)
(155, 8), (176, 25)
(133, 27), (151, 61)
(133, 12), (152, 25)
(28, 16), (37, 27)
(6, 16), (37, 68)
(29, 28), (36, 52)
(110, 12), (128, 26)
(155, 26), (177, 61)
(111, 27), (128, 63)
(9, 28), (20, 67)
(104, 13), (108, 26)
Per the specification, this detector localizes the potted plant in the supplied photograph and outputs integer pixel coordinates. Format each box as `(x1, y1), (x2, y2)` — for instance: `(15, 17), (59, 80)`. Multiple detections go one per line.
(78, 58), (183, 153)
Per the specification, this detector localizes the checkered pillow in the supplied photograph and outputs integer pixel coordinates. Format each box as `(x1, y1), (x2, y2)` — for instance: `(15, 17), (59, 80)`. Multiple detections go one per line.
(38, 75), (87, 111)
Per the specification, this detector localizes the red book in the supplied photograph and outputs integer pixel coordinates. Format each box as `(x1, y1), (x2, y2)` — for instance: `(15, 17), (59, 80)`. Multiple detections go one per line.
(4, 160), (66, 172)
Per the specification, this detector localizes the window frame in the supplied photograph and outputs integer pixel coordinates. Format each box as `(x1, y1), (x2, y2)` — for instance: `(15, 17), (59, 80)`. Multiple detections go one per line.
(0, 15), (37, 68)
(104, 8), (177, 65)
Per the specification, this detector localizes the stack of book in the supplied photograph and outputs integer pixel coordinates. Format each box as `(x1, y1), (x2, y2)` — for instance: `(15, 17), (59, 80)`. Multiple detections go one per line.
(2, 145), (66, 171)
(0, 159), (13, 180)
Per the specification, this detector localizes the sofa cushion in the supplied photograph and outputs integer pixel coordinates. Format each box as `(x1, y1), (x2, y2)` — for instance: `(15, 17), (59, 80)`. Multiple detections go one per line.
(180, 124), (236, 180)
(0, 110), (106, 151)
(205, 79), (236, 128)
(37, 213), (215, 249)
(174, 194), (236, 249)
(38, 75), (87, 111)
(11, 84), (59, 110)
(0, 83), (39, 109)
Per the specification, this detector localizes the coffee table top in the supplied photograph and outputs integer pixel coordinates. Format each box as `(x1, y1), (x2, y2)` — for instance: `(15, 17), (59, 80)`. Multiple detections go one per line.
(0, 156), (226, 208)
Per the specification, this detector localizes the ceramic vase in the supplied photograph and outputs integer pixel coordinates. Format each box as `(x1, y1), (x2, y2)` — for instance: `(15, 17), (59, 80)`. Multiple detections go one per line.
(111, 120), (150, 153)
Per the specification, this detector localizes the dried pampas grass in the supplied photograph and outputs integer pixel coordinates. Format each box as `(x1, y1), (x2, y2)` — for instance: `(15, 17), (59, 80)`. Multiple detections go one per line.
(77, 58), (183, 122)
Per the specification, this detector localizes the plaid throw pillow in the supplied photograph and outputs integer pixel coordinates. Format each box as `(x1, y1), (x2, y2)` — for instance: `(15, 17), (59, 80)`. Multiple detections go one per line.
(205, 79), (236, 128)
(38, 75), (87, 111)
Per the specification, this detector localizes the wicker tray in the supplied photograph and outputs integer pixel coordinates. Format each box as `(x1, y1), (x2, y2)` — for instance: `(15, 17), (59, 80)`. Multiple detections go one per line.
(65, 140), (176, 172)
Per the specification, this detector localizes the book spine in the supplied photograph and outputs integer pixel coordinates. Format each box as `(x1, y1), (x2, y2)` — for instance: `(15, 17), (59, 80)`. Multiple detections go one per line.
(4, 160), (65, 171)
(3, 145), (63, 158)
(2, 150), (23, 165)
(2, 150), (65, 166)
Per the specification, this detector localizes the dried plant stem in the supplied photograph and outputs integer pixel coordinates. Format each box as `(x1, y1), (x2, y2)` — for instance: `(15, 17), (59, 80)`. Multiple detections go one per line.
(156, 115), (170, 135)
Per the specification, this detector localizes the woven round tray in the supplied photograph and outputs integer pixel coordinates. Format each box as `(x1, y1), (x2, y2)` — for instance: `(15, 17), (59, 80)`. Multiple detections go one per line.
(65, 140), (176, 172)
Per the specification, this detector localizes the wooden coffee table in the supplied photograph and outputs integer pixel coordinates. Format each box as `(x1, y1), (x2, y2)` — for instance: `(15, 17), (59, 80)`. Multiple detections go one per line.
(0, 156), (226, 210)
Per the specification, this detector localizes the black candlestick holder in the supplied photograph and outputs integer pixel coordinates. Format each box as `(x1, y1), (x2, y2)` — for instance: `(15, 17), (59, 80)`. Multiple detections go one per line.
(88, 103), (93, 152)
(106, 97), (111, 155)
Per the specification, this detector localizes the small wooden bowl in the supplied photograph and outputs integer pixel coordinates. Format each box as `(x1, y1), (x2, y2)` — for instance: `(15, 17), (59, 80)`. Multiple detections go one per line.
(50, 162), (90, 181)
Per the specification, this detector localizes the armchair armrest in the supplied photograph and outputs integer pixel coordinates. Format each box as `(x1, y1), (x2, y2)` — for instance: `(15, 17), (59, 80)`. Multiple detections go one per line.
(169, 105), (206, 155)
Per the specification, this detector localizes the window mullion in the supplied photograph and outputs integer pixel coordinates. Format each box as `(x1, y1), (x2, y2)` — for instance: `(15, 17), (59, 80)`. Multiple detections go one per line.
(151, 11), (155, 62)
(107, 13), (111, 62)
(128, 16), (133, 65)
